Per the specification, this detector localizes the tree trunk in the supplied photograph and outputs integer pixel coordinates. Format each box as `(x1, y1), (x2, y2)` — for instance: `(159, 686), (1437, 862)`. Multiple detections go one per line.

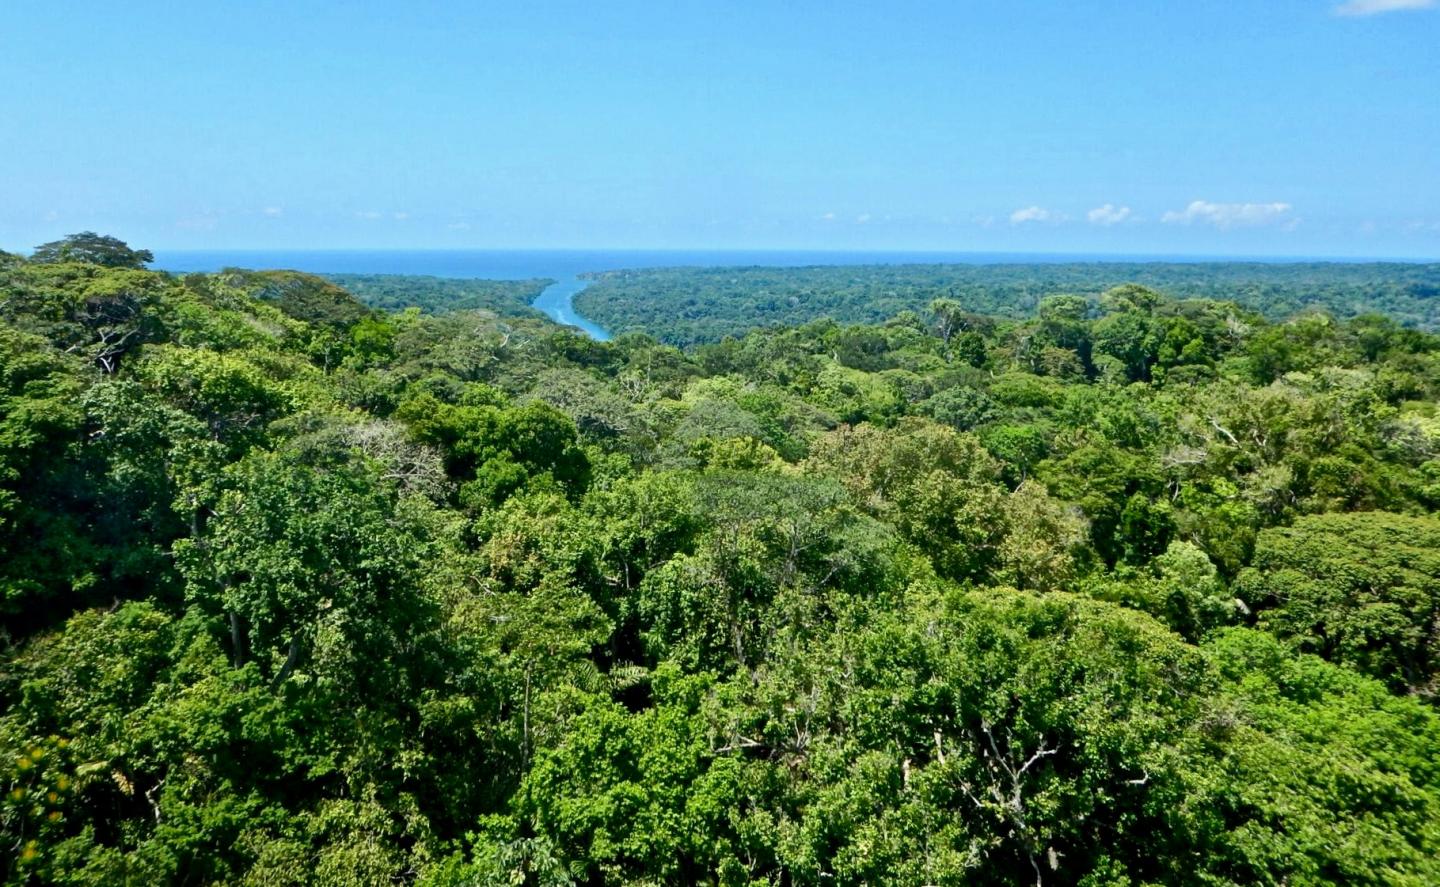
(271, 637), (301, 691)
(229, 611), (246, 668)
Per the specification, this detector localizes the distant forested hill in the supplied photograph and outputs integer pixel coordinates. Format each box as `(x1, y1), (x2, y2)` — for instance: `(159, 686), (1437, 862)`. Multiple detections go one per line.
(324, 272), (551, 316)
(576, 261), (1440, 346)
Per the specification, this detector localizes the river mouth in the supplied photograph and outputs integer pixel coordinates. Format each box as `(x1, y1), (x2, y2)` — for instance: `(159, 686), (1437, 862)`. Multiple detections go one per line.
(530, 275), (611, 340)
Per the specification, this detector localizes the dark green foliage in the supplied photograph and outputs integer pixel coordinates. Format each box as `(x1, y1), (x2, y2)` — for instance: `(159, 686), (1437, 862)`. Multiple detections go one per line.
(326, 273), (551, 317)
(1199, 628), (1440, 883)
(29, 232), (154, 269)
(3, 245), (1440, 884)
(1238, 512), (1440, 695)
(213, 269), (373, 330)
(925, 384), (996, 430)
(577, 262), (1440, 346)
(396, 392), (590, 507)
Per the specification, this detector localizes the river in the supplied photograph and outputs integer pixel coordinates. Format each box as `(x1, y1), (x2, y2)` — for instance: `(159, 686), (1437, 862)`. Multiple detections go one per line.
(529, 276), (610, 340)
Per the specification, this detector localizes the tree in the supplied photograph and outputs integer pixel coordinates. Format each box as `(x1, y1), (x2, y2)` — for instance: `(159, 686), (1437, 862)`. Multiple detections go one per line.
(396, 393), (591, 508)
(698, 589), (1220, 885)
(929, 297), (966, 347)
(1197, 628), (1440, 884)
(176, 451), (441, 700)
(68, 268), (167, 372)
(135, 345), (299, 451)
(805, 419), (1008, 582)
(996, 480), (1089, 592)
(1087, 540), (1237, 640)
(1092, 312), (1157, 382)
(635, 471), (897, 670)
(30, 232), (154, 268)
(925, 385), (996, 431)
(509, 673), (737, 884)
(1237, 511), (1440, 696)
(1099, 283), (1165, 315)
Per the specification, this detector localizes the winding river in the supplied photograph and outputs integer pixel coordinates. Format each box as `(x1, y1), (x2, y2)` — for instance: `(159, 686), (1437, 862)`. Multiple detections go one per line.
(151, 248), (1184, 346)
(530, 275), (611, 341)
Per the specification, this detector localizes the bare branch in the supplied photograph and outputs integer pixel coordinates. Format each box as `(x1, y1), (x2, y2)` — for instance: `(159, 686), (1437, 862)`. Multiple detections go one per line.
(713, 736), (765, 755)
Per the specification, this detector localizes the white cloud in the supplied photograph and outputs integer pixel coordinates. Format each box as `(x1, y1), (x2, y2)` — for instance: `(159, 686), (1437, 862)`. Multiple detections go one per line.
(393, 211), (409, 221)
(262, 206), (283, 217)
(1087, 203), (1132, 226)
(1161, 200), (1294, 229)
(1335, 0), (1435, 16)
(356, 210), (383, 220)
(819, 212), (836, 221)
(1010, 206), (1058, 224)
(855, 213), (872, 224)
(447, 221), (471, 231)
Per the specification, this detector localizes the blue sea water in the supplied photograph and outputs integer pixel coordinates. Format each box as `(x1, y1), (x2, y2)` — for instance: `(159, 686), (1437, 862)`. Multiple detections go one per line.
(149, 248), (1367, 341)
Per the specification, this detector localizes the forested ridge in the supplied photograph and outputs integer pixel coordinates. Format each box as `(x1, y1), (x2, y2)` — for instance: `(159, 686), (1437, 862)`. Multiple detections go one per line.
(4, 236), (1440, 885)
(323, 274), (552, 318)
(575, 262), (1440, 346)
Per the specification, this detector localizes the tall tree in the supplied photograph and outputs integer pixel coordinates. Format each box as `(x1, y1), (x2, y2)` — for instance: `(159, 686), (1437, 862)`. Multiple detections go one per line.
(30, 232), (154, 268)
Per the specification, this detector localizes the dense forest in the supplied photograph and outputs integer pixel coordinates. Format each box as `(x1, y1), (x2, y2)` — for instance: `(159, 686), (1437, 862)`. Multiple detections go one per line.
(324, 275), (551, 318)
(4, 235), (1440, 885)
(575, 262), (1440, 346)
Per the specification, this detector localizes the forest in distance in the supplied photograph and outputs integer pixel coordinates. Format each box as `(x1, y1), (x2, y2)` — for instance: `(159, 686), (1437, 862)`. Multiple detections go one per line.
(575, 261), (1440, 347)
(5, 233), (1440, 885)
(324, 274), (553, 319)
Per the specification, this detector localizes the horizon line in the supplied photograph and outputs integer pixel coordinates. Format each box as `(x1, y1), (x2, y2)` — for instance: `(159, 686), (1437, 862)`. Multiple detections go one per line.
(134, 246), (1439, 264)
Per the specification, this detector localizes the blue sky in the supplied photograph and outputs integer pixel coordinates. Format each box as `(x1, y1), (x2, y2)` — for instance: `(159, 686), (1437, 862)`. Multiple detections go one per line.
(2, 1), (1438, 257)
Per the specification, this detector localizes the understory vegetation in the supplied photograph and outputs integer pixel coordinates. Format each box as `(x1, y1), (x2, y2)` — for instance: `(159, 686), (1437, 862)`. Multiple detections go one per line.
(3, 239), (1440, 885)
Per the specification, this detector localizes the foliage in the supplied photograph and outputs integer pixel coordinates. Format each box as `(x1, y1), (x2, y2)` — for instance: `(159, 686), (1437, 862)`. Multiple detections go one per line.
(3, 241), (1440, 884)
(29, 232), (154, 269)
(1237, 512), (1440, 696)
(576, 262), (1440, 346)
(325, 273), (551, 317)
